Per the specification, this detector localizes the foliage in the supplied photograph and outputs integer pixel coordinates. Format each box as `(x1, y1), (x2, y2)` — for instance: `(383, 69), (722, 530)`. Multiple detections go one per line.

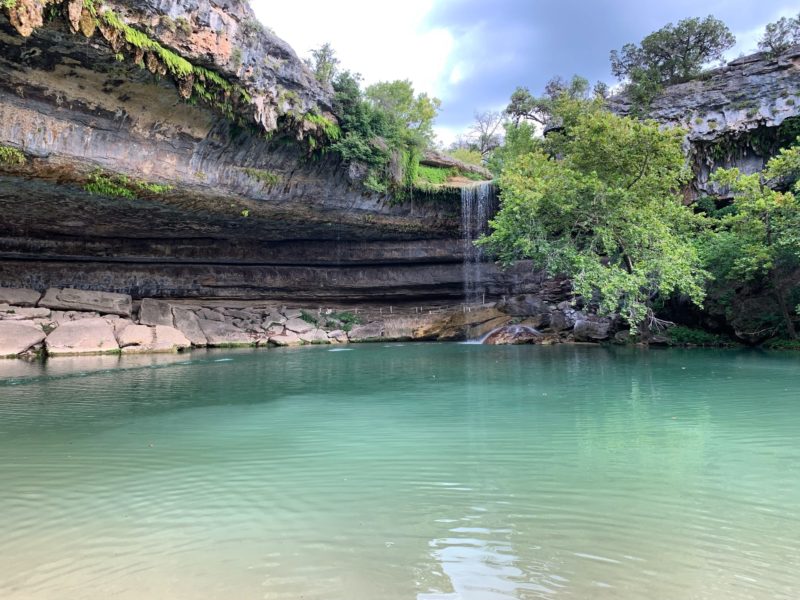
(365, 79), (441, 146)
(758, 13), (800, 57)
(448, 147), (483, 166)
(480, 109), (708, 329)
(0, 144), (25, 165)
(611, 16), (735, 110)
(328, 67), (440, 195)
(327, 311), (361, 332)
(506, 75), (593, 127)
(300, 310), (319, 325)
(705, 141), (800, 337)
(84, 171), (172, 199)
(415, 165), (453, 186)
(666, 326), (734, 347)
(1, 0), (18, 9)
(611, 16), (735, 84)
(486, 121), (539, 175)
(305, 43), (340, 86)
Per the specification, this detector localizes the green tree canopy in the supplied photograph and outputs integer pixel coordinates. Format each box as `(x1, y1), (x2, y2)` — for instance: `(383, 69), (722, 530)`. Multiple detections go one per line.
(610, 16), (735, 85)
(304, 42), (340, 86)
(704, 142), (800, 337)
(365, 80), (441, 146)
(758, 13), (800, 57)
(480, 109), (708, 329)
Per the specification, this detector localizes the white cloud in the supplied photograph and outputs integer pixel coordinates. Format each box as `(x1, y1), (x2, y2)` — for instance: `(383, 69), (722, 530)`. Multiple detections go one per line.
(249, 0), (454, 98)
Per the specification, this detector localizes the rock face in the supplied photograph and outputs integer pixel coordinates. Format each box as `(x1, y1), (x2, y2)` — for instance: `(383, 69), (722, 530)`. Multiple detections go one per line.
(0, 2), (533, 303)
(610, 46), (800, 197)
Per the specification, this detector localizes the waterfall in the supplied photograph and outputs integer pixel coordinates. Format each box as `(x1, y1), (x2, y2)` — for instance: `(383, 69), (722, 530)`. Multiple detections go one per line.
(461, 182), (496, 306)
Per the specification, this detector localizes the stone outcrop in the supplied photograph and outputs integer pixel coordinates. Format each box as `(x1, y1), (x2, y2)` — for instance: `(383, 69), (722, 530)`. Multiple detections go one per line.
(610, 46), (800, 197)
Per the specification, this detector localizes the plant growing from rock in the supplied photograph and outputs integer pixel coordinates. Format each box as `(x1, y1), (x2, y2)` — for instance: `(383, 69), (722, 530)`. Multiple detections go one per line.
(758, 13), (800, 57)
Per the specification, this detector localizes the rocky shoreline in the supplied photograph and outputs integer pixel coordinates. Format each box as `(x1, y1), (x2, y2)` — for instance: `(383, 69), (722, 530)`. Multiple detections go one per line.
(0, 286), (635, 359)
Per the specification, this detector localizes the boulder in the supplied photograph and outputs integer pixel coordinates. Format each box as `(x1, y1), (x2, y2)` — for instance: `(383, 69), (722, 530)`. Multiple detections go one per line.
(45, 317), (120, 356)
(50, 310), (101, 324)
(197, 308), (225, 322)
(282, 308), (303, 319)
(117, 324), (154, 348)
(269, 331), (302, 347)
(548, 310), (577, 332)
(482, 325), (542, 345)
(118, 325), (191, 353)
(40, 288), (132, 317)
(299, 328), (330, 344)
(573, 319), (612, 342)
(173, 307), (208, 346)
(327, 329), (349, 343)
(0, 321), (47, 357)
(0, 287), (42, 307)
(151, 326), (191, 352)
(138, 299), (175, 327)
(0, 305), (51, 320)
(348, 322), (384, 342)
(284, 317), (314, 334)
(113, 319), (134, 335)
(197, 319), (254, 347)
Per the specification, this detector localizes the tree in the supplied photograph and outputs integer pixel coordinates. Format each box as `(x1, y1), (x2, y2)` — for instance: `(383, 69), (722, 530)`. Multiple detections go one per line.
(707, 142), (800, 337)
(480, 110), (708, 329)
(468, 111), (504, 158)
(304, 43), (340, 86)
(506, 75), (590, 126)
(610, 16), (735, 85)
(758, 13), (800, 57)
(486, 120), (539, 175)
(365, 80), (441, 146)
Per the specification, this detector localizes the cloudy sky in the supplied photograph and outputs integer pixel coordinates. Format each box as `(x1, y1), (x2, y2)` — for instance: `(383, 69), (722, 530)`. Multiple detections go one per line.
(251, 1), (797, 145)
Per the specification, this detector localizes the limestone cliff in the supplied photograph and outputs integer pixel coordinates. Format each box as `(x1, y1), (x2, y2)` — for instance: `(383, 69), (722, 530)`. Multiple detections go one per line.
(611, 45), (800, 197)
(0, 0), (514, 301)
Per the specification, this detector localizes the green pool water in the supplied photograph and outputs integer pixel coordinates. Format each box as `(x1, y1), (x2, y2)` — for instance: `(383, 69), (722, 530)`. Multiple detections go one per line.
(0, 344), (798, 599)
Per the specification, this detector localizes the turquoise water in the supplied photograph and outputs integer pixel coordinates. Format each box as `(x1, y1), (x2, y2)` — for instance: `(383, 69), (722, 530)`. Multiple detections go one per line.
(0, 345), (799, 599)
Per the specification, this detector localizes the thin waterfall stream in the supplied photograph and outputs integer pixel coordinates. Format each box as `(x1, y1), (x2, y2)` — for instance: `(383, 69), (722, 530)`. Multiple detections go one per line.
(460, 182), (496, 307)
